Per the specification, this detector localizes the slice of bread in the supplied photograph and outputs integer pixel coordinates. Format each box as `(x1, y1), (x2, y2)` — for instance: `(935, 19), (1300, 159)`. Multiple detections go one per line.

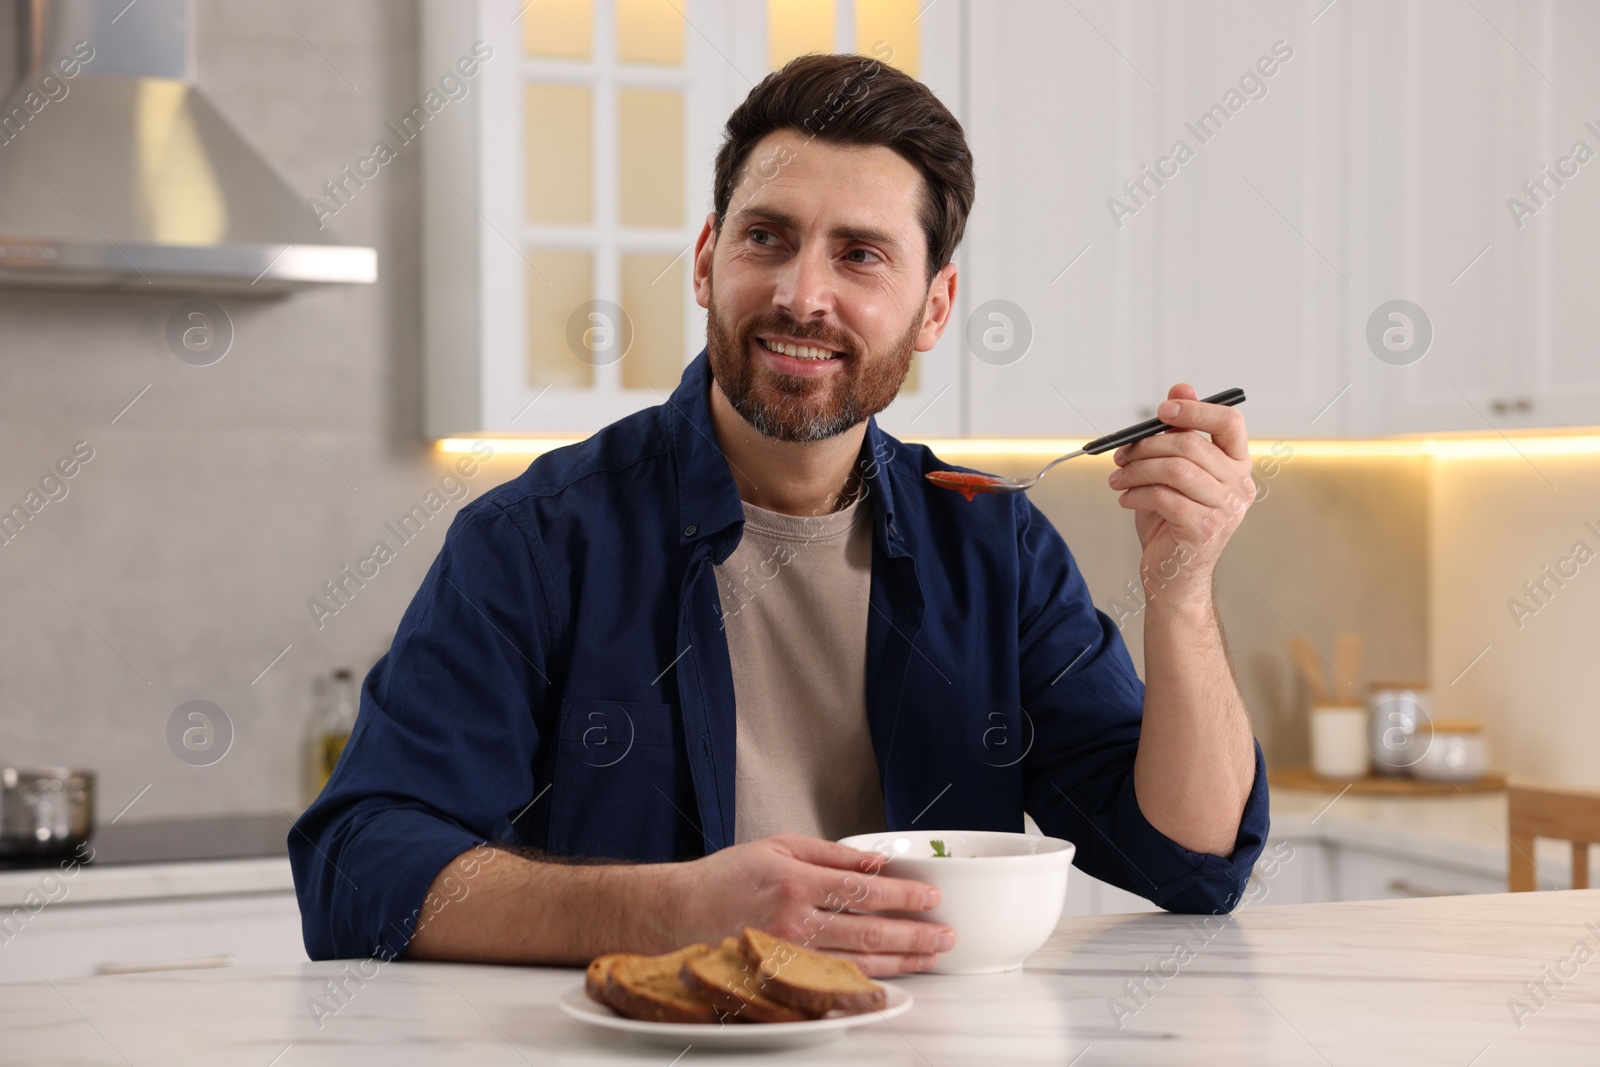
(602, 943), (721, 1024)
(681, 938), (815, 1024)
(584, 953), (630, 1010)
(738, 927), (888, 1016)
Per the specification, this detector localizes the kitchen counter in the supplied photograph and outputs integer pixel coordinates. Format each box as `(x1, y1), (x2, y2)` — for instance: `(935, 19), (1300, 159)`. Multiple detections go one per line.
(0, 815), (302, 984)
(2, 788), (1561, 916)
(1271, 786), (1584, 887)
(0, 787), (1557, 912)
(4, 889), (1595, 1065)
(0, 814), (292, 909)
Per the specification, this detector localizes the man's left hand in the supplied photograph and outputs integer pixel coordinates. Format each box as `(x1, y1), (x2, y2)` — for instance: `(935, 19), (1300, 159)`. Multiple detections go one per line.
(1105, 383), (1255, 606)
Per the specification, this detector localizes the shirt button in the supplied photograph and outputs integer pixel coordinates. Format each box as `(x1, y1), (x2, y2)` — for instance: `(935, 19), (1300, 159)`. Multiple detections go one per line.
(683, 524), (698, 537)
(889, 523), (898, 537)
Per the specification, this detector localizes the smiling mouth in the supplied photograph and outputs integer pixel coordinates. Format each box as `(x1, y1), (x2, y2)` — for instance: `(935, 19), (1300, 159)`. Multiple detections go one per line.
(756, 336), (843, 361)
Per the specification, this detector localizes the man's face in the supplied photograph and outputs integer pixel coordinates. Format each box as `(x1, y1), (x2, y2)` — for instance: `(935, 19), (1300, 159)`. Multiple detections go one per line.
(694, 129), (955, 443)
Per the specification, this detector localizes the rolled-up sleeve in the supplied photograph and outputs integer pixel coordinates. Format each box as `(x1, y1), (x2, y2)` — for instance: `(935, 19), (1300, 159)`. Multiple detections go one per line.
(289, 500), (552, 959)
(1014, 494), (1269, 914)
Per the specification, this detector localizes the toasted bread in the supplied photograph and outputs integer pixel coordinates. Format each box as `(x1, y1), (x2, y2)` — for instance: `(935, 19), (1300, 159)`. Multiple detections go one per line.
(681, 938), (815, 1024)
(584, 953), (631, 1010)
(602, 943), (721, 1024)
(738, 927), (887, 1016)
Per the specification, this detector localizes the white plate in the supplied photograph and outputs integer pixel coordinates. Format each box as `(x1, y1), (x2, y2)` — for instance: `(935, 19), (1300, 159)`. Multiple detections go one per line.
(558, 982), (913, 1050)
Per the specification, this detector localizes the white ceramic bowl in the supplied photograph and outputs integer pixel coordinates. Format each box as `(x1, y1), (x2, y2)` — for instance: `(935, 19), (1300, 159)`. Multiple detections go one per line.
(836, 829), (1074, 974)
(1410, 728), (1491, 782)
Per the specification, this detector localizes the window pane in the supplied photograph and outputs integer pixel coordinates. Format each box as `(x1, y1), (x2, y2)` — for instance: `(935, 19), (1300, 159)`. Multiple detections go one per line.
(855, 0), (919, 76)
(523, 0), (592, 59)
(620, 252), (685, 390)
(768, 0), (835, 70)
(524, 83), (593, 224)
(617, 0), (684, 65)
(527, 249), (595, 389)
(618, 89), (684, 228)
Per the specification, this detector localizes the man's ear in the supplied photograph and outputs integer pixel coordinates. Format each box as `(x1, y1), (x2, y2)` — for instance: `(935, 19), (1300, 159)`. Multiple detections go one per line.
(915, 262), (958, 352)
(692, 212), (718, 309)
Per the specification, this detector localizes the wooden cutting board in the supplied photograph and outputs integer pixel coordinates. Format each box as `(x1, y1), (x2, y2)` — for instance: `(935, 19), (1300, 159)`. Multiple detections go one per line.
(1269, 766), (1507, 795)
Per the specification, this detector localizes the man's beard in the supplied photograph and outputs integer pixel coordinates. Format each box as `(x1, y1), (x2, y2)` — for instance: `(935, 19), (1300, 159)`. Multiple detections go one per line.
(705, 285), (921, 443)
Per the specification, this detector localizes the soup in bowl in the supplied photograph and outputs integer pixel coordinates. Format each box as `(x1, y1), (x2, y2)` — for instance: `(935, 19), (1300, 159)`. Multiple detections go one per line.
(836, 830), (1075, 974)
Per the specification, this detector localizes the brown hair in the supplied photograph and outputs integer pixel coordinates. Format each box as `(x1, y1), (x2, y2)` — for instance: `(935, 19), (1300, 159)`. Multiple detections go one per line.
(712, 53), (975, 282)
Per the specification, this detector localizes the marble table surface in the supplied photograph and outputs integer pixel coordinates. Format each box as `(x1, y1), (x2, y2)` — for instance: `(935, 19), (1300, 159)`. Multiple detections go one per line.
(4, 889), (1597, 1066)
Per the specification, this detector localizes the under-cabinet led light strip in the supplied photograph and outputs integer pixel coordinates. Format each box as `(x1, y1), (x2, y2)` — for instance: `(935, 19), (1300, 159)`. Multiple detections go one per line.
(438, 434), (1600, 460)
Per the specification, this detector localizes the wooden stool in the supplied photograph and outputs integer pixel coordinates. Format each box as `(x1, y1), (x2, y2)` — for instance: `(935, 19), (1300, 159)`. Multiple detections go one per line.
(1508, 782), (1600, 891)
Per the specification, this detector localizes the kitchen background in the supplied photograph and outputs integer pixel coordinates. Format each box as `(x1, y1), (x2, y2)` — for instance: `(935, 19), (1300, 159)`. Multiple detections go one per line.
(0, 0), (1594, 877)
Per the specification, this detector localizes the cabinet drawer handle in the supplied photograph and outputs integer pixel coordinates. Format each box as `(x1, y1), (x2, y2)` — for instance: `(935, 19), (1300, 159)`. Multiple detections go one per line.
(1385, 878), (1465, 898)
(97, 954), (236, 976)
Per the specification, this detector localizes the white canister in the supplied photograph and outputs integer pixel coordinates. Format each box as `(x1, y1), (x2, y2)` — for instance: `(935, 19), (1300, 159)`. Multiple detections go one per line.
(1311, 704), (1370, 779)
(1410, 722), (1491, 783)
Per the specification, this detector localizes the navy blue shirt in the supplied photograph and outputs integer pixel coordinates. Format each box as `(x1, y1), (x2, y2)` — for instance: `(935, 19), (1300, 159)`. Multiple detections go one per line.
(290, 351), (1269, 960)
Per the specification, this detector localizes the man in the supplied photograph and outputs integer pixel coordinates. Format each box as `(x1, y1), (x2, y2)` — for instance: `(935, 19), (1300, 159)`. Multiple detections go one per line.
(291, 54), (1267, 977)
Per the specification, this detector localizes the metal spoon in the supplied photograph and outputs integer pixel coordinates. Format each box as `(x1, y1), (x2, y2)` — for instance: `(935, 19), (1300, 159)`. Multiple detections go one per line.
(925, 388), (1247, 499)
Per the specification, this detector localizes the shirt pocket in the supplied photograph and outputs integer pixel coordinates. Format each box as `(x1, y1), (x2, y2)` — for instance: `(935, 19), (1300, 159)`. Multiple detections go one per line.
(545, 699), (702, 862)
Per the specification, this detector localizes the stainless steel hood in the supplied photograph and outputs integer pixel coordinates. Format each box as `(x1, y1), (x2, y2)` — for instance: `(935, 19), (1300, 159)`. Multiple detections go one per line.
(0, 0), (375, 295)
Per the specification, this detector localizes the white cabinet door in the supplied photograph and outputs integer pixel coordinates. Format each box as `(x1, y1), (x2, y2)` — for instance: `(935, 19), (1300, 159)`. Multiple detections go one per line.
(963, 3), (1350, 441)
(1522, 0), (1600, 429)
(1246, 839), (1326, 907)
(963, 0), (1161, 440)
(1339, 2), (1527, 435)
(1339, 2), (1600, 434)
(424, 0), (745, 438)
(1145, 8), (1351, 439)
(0, 893), (307, 983)
(1059, 869), (1163, 917)
(1324, 844), (1506, 902)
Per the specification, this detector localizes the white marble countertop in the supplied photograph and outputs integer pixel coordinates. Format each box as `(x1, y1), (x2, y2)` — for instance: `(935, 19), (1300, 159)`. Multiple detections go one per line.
(0, 857), (294, 909)
(5, 889), (1596, 1066)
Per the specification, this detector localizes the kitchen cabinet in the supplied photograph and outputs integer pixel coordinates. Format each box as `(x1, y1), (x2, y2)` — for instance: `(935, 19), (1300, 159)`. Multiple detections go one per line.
(423, 0), (965, 439)
(0, 890), (305, 983)
(1337, 1), (1600, 435)
(0, 844), (302, 984)
(424, 2), (1597, 442)
(421, 0), (739, 438)
(1323, 843), (1507, 902)
(1063, 838), (1501, 916)
(964, 2), (1350, 441)
(961, 1), (1157, 441)
(1057, 786), (1569, 916)
(961, 1), (1599, 440)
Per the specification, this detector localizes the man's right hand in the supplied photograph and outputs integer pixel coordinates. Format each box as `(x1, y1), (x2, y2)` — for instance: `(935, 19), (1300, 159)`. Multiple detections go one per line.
(666, 833), (955, 977)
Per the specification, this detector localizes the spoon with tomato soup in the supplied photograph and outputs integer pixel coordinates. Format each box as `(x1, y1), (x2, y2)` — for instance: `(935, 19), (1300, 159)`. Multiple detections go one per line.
(925, 388), (1246, 499)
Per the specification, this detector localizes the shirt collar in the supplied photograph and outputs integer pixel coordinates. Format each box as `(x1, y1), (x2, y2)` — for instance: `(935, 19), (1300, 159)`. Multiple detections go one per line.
(667, 349), (903, 556)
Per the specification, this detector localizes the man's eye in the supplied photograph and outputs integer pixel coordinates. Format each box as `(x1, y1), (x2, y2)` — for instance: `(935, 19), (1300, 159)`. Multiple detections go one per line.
(845, 248), (881, 264)
(750, 229), (777, 246)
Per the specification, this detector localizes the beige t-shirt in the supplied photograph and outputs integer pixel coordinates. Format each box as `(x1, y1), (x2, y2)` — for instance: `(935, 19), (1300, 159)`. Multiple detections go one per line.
(714, 490), (887, 843)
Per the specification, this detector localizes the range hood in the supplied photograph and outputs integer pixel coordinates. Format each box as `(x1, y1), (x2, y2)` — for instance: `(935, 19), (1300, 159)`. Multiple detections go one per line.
(0, 0), (375, 295)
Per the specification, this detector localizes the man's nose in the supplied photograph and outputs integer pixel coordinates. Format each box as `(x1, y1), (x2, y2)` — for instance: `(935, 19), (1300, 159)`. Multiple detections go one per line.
(772, 244), (834, 321)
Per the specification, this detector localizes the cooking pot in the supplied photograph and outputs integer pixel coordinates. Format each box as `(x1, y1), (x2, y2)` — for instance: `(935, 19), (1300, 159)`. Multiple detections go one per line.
(0, 767), (95, 856)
